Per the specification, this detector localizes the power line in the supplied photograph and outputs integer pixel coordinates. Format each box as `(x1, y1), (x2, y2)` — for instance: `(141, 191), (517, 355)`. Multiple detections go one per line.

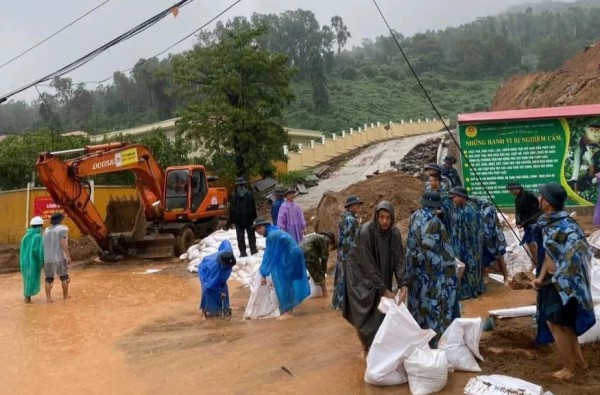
(370, 0), (530, 256)
(0, 0), (196, 102)
(67, 0), (244, 87)
(0, 0), (110, 71)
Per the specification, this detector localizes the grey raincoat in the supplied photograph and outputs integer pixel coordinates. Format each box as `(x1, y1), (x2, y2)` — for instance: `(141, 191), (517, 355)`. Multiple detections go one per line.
(342, 201), (408, 348)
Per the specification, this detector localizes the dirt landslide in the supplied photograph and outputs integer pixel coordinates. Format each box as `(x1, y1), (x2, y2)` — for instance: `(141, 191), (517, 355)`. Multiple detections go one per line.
(308, 171), (423, 236)
(492, 41), (600, 110)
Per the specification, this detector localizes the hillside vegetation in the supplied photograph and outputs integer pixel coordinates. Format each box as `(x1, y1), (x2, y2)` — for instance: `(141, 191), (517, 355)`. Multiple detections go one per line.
(2, 2), (600, 135)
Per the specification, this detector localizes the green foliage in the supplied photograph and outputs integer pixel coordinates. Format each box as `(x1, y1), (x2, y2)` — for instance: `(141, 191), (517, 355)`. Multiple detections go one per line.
(0, 129), (89, 190)
(4, 4), (600, 145)
(278, 168), (313, 186)
(172, 25), (295, 181)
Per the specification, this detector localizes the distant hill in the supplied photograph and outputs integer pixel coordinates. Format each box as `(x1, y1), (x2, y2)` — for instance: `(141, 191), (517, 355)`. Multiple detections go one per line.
(491, 41), (600, 110)
(505, 0), (600, 14)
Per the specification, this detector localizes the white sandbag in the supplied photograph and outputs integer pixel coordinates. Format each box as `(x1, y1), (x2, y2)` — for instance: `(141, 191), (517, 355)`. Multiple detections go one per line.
(187, 257), (202, 273)
(438, 318), (483, 372)
(188, 248), (201, 261)
(187, 243), (199, 255)
(587, 229), (600, 250)
(179, 253), (188, 261)
(591, 265), (600, 305)
(404, 348), (449, 395)
(504, 243), (533, 278)
(364, 298), (436, 386)
(243, 270), (280, 319)
(578, 305), (600, 344)
(308, 277), (323, 298)
(488, 305), (536, 319)
(464, 374), (543, 395)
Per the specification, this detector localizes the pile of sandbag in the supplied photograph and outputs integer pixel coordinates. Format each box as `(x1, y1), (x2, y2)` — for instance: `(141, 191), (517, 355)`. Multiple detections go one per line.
(183, 229), (266, 286)
(365, 299), (485, 392)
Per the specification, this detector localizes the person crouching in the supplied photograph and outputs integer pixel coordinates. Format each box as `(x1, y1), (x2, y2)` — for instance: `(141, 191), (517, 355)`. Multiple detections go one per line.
(300, 231), (336, 297)
(199, 240), (237, 319)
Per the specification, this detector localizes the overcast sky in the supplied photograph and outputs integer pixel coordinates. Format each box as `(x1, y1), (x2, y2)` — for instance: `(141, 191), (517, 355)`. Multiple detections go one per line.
(0, 0), (576, 102)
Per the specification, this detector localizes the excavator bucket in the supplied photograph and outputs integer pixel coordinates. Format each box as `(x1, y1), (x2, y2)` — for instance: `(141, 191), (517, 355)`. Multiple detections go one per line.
(105, 196), (175, 259)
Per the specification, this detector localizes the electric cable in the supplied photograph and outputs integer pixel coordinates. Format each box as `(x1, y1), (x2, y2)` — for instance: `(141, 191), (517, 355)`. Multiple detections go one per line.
(69, 0), (244, 86)
(0, 0), (110, 71)
(0, 0), (195, 102)
(370, 0), (534, 262)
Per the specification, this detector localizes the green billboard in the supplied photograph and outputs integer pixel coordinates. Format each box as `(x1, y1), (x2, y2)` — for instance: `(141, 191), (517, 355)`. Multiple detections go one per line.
(458, 115), (600, 207)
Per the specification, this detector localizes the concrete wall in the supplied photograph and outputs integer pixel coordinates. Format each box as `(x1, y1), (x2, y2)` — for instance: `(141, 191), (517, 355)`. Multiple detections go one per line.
(283, 118), (448, 172)
(0, 186), (136, 244)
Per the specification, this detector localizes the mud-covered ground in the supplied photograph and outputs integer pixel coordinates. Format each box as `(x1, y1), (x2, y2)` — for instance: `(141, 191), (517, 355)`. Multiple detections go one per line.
(1, 258), (599, 394)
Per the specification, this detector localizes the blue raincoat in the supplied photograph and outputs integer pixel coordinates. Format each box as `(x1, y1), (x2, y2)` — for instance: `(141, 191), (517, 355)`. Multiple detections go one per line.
(199, 240), (234, 315)
(271, 198), (284, 226)
(259, 224), (310, 313)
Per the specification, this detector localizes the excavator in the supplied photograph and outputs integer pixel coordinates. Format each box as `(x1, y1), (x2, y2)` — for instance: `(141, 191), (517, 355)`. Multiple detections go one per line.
(36, 141), (228, 261)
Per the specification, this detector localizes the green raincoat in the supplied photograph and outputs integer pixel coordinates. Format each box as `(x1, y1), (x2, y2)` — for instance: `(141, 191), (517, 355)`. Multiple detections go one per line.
(20, 227), (44, 298)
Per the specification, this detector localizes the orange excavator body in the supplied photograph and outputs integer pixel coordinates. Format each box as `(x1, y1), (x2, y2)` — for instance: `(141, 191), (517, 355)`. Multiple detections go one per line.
(36, 142), (228, 260)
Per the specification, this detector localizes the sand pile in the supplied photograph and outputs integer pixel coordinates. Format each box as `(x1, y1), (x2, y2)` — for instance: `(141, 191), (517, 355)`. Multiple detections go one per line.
(309, 171), (424, 237)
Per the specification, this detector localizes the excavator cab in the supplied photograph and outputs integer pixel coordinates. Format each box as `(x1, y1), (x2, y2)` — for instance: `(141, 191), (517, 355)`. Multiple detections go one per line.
(164, 168), (209, 216)
(165, 170), (189, 211)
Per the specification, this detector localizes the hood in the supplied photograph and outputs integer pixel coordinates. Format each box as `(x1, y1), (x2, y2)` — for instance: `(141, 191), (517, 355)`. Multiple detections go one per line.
(373, 200), (395, 232)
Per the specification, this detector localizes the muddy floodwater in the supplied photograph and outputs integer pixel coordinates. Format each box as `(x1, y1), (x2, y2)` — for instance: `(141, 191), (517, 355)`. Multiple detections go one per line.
(0, 262), (585, 394)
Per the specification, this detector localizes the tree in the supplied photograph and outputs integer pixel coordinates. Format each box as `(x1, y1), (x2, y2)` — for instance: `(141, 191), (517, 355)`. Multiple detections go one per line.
(0, 130), (89, 190)
(172, 26), (295, 180)
(331, 15), (351, 54)
(309, 47), (330, 113)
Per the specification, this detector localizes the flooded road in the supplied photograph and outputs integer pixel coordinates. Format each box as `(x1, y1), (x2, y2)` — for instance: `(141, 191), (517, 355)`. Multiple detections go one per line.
(0, 262), (535, 394)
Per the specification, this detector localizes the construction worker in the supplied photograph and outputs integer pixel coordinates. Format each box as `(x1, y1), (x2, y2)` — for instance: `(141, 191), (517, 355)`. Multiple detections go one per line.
(332, 195), (363, 310)
(229, 177), (258, 257)
(300, 231), (336, 297)
(20, 216), (45, 303)
(441, 155), (462, 187)
(43, 212), (71, 302)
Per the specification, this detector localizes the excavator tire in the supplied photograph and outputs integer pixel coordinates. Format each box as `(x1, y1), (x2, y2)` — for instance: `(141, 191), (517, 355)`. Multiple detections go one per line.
(176, 228), (195, 256)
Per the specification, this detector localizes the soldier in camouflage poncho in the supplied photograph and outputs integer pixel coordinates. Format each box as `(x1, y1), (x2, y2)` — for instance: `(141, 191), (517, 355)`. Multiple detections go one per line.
(424, 163), (452, 192)
(449, 187), (484, 300)
(428, 173), (452, 232)
(332, 196), (363, 310)
(406, 192), (458, 346)
(471, 197), (509, 285)
(300, 232), (336, 297)
(533, 183), (595, 380)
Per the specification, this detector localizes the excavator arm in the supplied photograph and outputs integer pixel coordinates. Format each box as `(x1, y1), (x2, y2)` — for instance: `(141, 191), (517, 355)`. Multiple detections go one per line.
(36, 142), (166, 253)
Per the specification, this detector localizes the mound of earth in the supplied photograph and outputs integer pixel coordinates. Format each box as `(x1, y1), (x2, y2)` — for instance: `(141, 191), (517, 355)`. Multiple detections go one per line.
(492, 41), (600, 110)
(481, 317), (600, 394)
(308, 171), (423, 242)
(69, 237), (99, 262)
